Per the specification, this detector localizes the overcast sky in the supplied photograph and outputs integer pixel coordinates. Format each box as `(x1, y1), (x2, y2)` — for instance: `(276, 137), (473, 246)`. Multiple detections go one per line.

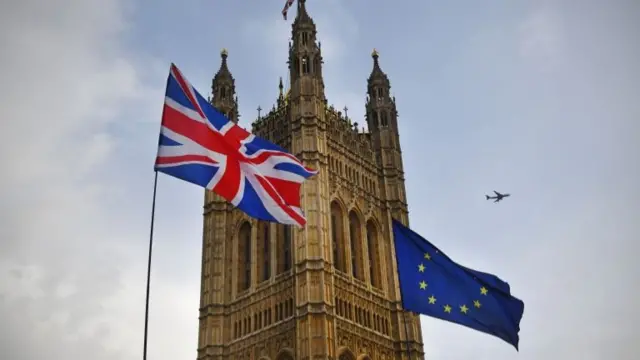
(1, 0), (639, 359)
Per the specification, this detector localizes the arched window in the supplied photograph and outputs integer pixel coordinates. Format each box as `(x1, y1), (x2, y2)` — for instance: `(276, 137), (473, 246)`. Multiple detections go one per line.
(348, 211), (364, 280)
(330, 201), (346, 272)
(366, 220), (382, 288)
(237, 222), (252, 291)
(277, 352), (294, 360)
(291, 58), (299, 78)
(314, 57), (321, 76)
(338, 350), (356, 360)
(257, 222), (270, 282)
(277, 224), (292, 274)
(381, 111), (389, 126)
(302, 56), (310, 74)
(372, 110), (379, 127)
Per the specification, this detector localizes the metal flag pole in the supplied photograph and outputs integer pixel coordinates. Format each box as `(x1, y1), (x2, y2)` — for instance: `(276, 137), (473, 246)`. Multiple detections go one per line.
(399, 292), (414, 360)
(400, 212), (416, 360)
(393, 219), (414, 360)
(143, 171), (159, 360)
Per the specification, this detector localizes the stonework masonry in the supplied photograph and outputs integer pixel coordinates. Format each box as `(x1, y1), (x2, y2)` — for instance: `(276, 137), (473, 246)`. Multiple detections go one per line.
(198, 1), (424, 359)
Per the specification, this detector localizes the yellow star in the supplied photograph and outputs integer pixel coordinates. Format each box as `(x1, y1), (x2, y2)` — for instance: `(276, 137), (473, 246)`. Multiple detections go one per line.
(419, 281), (427, 290)
(418, 263), (425, 272)
(443, 304), (452, 313)
(473, 300), (482, 308)
(480, 286), (488, 295)
(428, 295), (436, 304)
(424, 253), (431, 260)
(459, 304), (469, 314)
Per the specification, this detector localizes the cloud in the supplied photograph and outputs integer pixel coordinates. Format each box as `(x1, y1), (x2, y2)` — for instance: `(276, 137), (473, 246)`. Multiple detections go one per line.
(0, 0), (178, 359)
(518, 6), (565, 69)
(4, 1), (638, 360)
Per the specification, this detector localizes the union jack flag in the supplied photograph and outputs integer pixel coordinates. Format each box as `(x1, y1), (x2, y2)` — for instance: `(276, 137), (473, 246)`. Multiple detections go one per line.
(282, 0), (295, 20)
(155, 64), (317, 227)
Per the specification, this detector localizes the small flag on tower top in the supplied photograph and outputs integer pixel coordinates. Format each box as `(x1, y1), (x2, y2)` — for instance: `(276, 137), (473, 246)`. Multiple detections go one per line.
(282, 0), (295, 20)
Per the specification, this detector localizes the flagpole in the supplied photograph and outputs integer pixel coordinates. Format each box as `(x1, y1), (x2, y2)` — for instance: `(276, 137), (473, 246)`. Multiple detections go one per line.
(392, 218), (414, 360)
(398, 289), (414, 360)
(143, 171), (159, 360)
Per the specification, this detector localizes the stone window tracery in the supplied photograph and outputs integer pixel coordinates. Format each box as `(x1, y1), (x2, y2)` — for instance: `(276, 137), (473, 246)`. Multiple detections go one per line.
(381, 111), (389, 126)
(237, 222), (252, 291)
(339, 351), (355, 360)
(277, 353), (294, 360)
(331, 201), (346, 272)
(257, 222), (271, 282)
(302, 56), (310, 74)
(348, 211), (364, 280)
(366, 220), (383, 288)
(277, 224), (292, 274)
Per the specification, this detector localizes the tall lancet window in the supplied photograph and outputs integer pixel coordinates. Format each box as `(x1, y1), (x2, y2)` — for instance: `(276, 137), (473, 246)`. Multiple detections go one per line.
(366, 220), (382, 288)
(257, 222), (271, 282)
(237, 222), (252, 291)
(276, 224), (292, 274)
(330, 201), (346, 272)
(348, 211), (364, 281)
(277, 352), (294, 360)
(381, 111), (389, 126)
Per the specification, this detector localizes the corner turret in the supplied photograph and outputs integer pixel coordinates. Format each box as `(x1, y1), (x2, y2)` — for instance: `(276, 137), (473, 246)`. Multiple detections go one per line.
(288, 0), (325, 95)
(211, 49), (239, 122)
(366, 49), (397, 132)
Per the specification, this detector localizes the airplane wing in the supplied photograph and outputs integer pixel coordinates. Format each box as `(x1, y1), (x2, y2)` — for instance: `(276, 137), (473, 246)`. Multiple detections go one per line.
(493, 190), (501, 196)
(494, 198), (501, 203)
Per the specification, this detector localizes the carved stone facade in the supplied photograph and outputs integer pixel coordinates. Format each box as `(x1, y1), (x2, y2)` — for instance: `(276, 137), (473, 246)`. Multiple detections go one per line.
(197, 1), (424, 359)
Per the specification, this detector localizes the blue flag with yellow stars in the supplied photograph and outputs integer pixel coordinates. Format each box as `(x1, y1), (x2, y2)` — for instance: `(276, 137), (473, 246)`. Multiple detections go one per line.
(392, 220), (525, 350)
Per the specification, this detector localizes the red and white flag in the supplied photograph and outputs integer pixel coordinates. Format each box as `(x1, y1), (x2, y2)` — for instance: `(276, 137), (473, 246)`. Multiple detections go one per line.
(282, 0), (295, 20)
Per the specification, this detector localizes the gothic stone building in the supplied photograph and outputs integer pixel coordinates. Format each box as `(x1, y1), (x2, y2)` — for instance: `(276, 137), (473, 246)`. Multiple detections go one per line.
(198, 1), (424, 359)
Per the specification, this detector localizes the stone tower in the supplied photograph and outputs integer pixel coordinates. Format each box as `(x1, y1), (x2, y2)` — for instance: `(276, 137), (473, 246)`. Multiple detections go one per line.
(197, 1), (424, 359)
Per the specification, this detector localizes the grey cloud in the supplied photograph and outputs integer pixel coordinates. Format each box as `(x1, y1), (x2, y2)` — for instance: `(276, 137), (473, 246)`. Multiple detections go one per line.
(0, 0), (170, 359)
(518, 6), (566, 68)
(2, 0), (639, 360)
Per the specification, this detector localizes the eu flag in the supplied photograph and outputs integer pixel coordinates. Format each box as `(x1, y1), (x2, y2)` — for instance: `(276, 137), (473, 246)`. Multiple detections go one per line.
(392, 220), (525, 349)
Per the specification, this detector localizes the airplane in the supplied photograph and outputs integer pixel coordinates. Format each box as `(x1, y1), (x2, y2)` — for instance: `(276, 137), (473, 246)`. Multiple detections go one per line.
(486, 190), (510, 203)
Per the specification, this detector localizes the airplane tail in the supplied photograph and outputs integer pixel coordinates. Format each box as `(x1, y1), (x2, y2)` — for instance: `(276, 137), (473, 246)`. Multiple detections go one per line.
(485, 195), (490, 200)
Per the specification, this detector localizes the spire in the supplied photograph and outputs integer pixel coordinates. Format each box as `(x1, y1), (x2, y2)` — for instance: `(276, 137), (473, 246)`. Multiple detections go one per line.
(293, 0), (314, 29)
(277, 77), (285, 107)
(368, 48), (390, 88)
(289, 0), (317, 52)
(366, 49), (396, 132)
(213, 48), (233, 83)
(288, 0), (324, 89)
(367, 49), (392, 103)
(211, 48), (239, 122)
